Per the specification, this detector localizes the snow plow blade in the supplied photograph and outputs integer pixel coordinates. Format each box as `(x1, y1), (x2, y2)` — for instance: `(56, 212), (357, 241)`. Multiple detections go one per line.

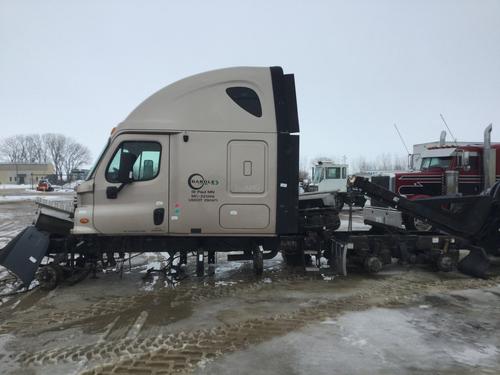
(0, 226), (50, 286)
(457, 248), (490, 279)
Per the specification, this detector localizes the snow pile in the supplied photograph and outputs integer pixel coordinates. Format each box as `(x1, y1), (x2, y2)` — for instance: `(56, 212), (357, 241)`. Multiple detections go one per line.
(0, 194), (73, 203)
(0, 195), (42, 203)
(54, 187), (77, 193)
(62, 180), (84, 190)
(142, 275), (160, 292)
(0, 181), (82, 194)
(0, 184), (32, 190)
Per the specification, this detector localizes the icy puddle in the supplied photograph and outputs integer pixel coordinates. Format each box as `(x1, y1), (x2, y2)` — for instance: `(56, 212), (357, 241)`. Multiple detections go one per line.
(197, 286), (500, 375)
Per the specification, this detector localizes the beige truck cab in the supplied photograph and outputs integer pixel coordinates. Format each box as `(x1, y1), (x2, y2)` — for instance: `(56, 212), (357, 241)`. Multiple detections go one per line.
(73, 67), (300, 238)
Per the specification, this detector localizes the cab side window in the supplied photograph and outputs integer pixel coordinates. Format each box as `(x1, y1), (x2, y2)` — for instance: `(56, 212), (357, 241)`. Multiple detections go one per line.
(326, 167), (341, 179)
(468, 156), (479, 170)
(106, 141), (161, 182)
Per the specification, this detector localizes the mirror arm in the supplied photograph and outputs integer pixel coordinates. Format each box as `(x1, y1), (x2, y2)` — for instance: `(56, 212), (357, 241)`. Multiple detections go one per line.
(116, 182), (127, 193)
(116, 179), (133, 194)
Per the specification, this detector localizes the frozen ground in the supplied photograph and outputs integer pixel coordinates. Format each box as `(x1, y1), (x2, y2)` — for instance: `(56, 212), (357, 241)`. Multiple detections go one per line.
(197, 287), (500, 375)
(0, 185), (75, 204)
(0, 199), (498, 375)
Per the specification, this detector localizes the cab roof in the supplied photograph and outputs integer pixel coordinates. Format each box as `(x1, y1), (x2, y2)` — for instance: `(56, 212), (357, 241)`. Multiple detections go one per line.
(115, 67), (278, 136)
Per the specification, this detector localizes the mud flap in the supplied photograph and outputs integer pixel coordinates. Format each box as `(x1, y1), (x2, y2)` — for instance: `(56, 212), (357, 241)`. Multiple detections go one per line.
(457, 248), (490, 279)
(0, 226), (50, 286)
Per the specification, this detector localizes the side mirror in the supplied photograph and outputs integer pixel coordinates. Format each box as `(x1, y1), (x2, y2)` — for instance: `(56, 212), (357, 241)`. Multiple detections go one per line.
(106, 186), (119, 199)
(117, 152), (137, 183)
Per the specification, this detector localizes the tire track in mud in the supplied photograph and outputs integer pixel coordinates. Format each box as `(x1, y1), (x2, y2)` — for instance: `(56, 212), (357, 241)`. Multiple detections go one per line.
(11, 274), (499, 374)
(0, 269), (309, 335)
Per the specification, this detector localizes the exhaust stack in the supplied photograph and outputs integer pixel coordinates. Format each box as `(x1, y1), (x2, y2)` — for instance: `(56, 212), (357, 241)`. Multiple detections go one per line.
(483, 124), (496, 189)
(439, 130), (446, 146)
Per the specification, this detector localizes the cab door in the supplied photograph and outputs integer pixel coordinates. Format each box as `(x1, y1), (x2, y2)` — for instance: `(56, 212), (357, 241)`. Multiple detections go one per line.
(93, 134), (169, 234)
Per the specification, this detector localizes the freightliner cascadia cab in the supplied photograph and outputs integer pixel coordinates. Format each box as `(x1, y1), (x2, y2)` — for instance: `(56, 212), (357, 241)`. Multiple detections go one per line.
(73, 66), (299, 239)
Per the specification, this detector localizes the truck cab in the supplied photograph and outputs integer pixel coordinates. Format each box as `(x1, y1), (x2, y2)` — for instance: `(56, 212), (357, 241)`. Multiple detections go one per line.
(72, 67), (300, 239)
(396, 136), (498, 198)
(301, 161), (365, 209)
(307, 161), (348, 193)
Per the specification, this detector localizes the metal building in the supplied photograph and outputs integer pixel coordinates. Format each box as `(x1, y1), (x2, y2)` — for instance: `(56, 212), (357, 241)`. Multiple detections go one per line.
(0, 163), (55, 186)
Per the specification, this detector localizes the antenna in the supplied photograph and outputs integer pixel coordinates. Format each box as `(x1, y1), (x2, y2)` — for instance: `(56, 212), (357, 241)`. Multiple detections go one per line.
(393, 123), (410, 154)
(439, 114), (457, 144)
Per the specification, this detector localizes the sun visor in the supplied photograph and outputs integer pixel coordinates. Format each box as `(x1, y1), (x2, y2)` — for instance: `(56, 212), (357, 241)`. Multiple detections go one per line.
(424, 148), (456, 157)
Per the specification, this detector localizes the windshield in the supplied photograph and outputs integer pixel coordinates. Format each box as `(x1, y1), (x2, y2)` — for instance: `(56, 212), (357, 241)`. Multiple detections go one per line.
(312, 167), (324, 183)
(420, 157), (452, 171)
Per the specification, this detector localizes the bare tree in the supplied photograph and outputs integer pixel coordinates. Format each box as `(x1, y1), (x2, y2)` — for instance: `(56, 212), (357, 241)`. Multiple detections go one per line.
(393, 154), (408, 170)
(376, 153), (392, 171)
(353, 156), (375, 173)
(25, 134), (48, 163)
(1, 133), (92, 183)
(298, 169), (309, 182)
(299, 156), (311, 182)
(42, 133), (67, 181)
(63, 141), (91, 182)
(0, 135), (23, 162)
(0, 134), (50, 163)
(352, 153), (408, 173)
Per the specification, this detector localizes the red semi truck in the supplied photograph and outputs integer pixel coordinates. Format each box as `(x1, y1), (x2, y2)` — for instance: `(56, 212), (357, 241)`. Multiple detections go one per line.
(386, 125), (497, 230)
(395, 125), (497, 199)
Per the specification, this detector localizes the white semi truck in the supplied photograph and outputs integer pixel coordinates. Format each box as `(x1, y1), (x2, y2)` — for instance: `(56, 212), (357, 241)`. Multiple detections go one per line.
(302, 160), (366, 209)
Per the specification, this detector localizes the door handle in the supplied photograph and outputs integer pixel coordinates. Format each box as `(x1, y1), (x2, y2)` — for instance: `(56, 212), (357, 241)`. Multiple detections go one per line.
(153, 208), (165, 225)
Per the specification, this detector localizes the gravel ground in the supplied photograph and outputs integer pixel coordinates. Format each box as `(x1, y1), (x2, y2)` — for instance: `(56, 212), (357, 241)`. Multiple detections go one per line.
(0, 198), (498, 375)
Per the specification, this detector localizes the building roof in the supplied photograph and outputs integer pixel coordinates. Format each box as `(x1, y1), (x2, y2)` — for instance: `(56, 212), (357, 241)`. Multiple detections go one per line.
(0, 163), (54, 172)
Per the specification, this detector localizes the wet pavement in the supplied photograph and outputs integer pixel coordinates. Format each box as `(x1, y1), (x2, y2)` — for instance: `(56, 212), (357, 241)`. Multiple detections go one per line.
(0, 199), (499, 374)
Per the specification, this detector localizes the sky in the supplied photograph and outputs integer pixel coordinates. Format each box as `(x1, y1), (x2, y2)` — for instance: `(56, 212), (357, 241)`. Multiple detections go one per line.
(1, 0), (499, 168)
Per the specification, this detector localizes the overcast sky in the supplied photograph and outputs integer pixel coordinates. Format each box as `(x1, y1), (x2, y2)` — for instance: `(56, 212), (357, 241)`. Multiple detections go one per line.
(1, 0), (499, 167)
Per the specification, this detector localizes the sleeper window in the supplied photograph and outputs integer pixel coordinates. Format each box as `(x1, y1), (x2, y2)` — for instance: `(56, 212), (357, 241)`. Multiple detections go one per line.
(106, 141), (161, 182)
(226, 87), (262, 117)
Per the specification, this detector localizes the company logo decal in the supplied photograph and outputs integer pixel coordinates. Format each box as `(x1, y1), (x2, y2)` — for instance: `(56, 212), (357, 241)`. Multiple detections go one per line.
(188, 173), (220, 190)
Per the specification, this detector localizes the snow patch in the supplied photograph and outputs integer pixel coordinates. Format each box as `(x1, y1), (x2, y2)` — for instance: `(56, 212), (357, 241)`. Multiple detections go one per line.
(320, 319), (337, 325)
(141, 261), (163, 273)
(0, 194), (73, 203)
(215, 281), (237, 287)
(0, 184), (32, 189)
(142, 275), (159, 291)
